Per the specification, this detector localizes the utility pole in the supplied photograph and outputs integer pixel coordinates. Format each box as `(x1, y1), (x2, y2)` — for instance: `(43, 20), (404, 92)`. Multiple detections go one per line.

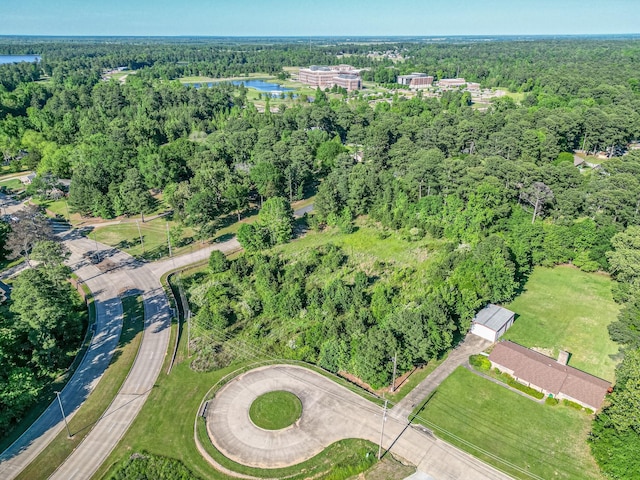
(56, 391), (72, 438)
(166, 222), (172, 258)
(391, 353), (398, 393)
(136, 220), (144, 252)
(377, 400), (388, 460)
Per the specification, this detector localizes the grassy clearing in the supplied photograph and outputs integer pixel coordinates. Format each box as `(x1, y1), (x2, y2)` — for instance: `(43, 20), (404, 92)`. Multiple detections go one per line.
(88, 217), (198, 261)
(249, 391), (302, 430)
(504, 266), (620, 380)
(0, 177), (24, 193)
(412, 367), (602, 480)
(29, 198), (71, 220)
(16, 295), (144, 480)
(275, 218), (446, 278)
(503, 91), (526, 103)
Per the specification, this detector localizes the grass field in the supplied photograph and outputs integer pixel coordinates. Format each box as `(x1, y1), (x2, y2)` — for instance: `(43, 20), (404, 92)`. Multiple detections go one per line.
(275, 218), (446, 275)
(16, 295), (144, 480)
(0, 177), (24, 193)
(29, 198), (70, 220)
(413, 367), (603, 480)
(88, 217), (198, 261)
(503, 266), (620, 380)
(249, 391), (302, 430)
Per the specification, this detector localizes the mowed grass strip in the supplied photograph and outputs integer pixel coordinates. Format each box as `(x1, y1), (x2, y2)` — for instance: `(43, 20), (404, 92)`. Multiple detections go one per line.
(249, 391), (302, 430)
(413, 367), (602, 480)
(504, 266), (620, 380)
(16, 295), (144, 480)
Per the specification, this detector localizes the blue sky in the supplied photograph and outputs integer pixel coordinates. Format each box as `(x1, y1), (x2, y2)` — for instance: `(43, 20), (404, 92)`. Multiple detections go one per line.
(1, 0), (638, 36)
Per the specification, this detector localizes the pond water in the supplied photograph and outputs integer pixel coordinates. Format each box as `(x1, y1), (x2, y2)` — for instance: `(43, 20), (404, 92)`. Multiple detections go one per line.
(0, 55), (41, 65)
(190, 79), (293, 94)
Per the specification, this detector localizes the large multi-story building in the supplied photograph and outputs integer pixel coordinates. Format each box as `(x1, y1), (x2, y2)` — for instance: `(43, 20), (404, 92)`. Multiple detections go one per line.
(333, 74), (361, 91)
(298, 65), (361, 91)
(397, 73), (434, 88)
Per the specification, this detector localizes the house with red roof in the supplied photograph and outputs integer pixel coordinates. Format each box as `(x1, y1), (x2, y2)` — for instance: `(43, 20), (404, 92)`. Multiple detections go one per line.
(488, 341), (610, 410)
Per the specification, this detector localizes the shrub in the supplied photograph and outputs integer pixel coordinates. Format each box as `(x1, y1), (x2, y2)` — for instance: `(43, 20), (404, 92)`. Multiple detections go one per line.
(208, 250), (229, 274)
(562, 398), (585, 410)
(545, 396), (559, 406)
(469, 354), (491, 371)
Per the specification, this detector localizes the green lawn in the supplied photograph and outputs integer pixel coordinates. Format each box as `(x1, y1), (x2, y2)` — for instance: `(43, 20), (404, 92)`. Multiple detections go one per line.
(88, 217), (198, 261)
(17, 295), (144, 480)
(0, 177), (24, 192)
(413, 367), (603, 480)
(249, 391), (302, 430)
(30, 198), (71, 220)
(504, 266), (620, 380)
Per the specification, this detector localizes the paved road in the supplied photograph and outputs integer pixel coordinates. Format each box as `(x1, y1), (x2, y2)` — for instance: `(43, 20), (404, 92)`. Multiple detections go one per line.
(390, 335), (492, 421)
(50, 246), (172, 479)
(207, 365), (511, 480)
(0, 224), (241, 479)
(51, 235), (243, 479)
(0, 235), (129, 479)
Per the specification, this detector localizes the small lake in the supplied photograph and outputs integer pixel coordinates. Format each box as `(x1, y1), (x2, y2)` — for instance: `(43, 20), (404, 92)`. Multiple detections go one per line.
(190, 79), (293, 93)
(0, 55), (41, 65)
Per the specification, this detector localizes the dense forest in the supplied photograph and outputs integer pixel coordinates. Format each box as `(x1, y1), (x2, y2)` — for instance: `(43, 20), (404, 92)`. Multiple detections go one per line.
(1, 37), (640, 476)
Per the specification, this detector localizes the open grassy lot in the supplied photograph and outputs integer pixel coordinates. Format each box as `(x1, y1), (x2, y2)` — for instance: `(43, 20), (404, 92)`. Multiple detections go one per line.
(413, 367), (603, 480)
(29, 198), (71, 220)
(275, 218), (446, 275)
(87, 217), (198, 261)
(503, 266), (620, 380)
(0, 177), (24, 193)
(16, 295), (144, 480)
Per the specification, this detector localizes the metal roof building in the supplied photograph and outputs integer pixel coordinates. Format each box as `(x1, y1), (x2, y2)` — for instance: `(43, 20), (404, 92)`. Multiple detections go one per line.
(470, 304), (515, 342)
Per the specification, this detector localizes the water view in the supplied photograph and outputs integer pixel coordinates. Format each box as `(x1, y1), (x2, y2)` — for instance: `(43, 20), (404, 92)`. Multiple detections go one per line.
(0, 55), (41, 65)
(190, 79), (293, 93)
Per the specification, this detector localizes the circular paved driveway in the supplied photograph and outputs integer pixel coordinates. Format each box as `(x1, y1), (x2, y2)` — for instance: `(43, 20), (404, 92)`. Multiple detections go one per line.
(206, 365), (382, 469)
(205, 364), (514, 480)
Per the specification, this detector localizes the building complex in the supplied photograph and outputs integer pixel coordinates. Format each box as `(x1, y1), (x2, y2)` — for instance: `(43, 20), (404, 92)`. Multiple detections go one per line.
(298, 65), (362, 91)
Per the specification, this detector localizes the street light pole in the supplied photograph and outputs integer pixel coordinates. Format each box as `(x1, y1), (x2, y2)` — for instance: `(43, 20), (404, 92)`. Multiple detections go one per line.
(377, 400), (388, 460)
(55, 391), (72, 438)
